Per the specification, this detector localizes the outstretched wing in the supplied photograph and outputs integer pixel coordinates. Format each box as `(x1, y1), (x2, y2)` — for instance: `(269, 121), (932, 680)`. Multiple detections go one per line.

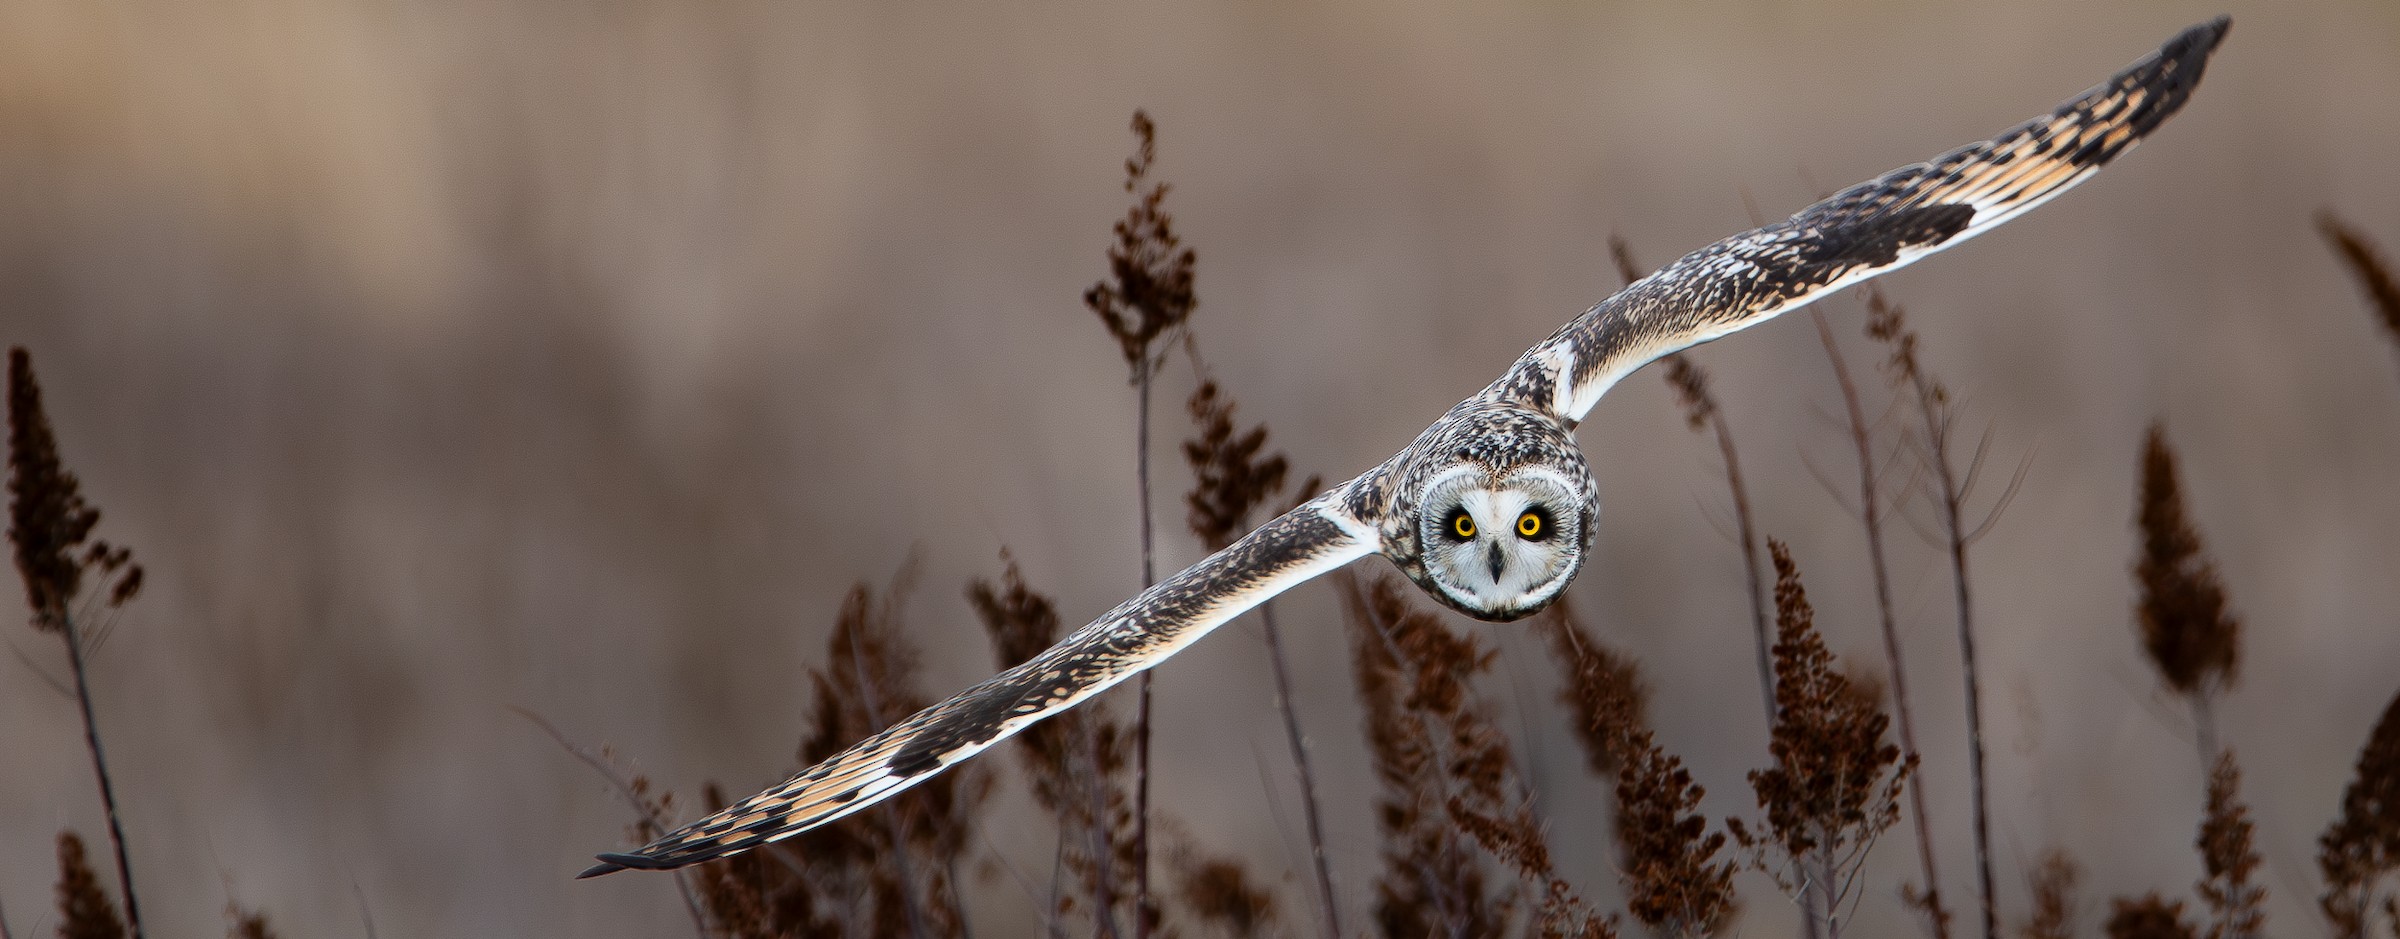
(1495, 16), (2228, 424)
(579, 493), (1378, 876)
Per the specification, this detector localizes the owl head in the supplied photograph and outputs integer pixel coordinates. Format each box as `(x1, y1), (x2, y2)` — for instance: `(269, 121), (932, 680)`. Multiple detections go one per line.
(1389, 406), (1597, 621)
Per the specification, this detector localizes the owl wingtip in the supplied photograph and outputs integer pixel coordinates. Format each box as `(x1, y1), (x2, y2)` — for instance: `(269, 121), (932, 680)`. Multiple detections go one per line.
(576, 853), (661, 879)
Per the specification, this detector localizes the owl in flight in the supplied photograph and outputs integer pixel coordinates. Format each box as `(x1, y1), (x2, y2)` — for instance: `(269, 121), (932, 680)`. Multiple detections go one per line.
(583, 17), (2226, 878)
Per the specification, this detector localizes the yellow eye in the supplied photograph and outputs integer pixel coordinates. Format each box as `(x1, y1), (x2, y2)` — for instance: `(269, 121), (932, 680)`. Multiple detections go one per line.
(1452, 513), (1477, 539)
(1517, 512), (1543, 538)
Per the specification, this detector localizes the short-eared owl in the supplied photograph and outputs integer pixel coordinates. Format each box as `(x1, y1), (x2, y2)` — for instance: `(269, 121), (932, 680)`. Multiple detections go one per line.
(583, 17), (2226, 877)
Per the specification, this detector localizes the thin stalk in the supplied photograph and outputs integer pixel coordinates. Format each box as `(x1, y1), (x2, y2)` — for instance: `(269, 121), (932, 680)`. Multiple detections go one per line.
(513, 707), (708, 939)
(1087, 720), (1125, 939)
(1046, 825), (1069, 939)
(1259, 600), (1343, 939)
(2193, 693), (2222, 778)
(1707, 401), (1774, 726)
(1814, 311), (1949, 939)
(1912, 378), (1997, 939)
(1808, 830), (1832, 939)
(844, 635), (935, 939)
(58, 612), (142, 939)
(1130, 362), (1158, 939)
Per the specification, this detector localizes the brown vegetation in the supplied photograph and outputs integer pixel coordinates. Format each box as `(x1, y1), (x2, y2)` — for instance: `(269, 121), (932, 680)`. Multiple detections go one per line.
(1730, 541), (1911, 939)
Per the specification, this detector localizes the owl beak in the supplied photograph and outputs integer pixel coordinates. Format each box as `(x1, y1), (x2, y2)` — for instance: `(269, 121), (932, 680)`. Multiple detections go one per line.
(1485, 544), (1506, 581)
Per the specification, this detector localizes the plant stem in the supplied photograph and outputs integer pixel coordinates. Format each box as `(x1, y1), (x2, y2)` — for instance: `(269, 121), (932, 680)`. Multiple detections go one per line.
(59, 612), (142, 939)
(1814, 312), (1950, 939)
(1131, 364), (1158, 939)
(1260, 600), (1342, 939)
(1914, 377), (1997, 939)
(1705, 402), (1774, 727)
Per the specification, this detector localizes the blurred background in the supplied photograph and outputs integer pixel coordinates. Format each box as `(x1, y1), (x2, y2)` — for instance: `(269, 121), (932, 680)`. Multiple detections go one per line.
(4, 1), (2397, 935)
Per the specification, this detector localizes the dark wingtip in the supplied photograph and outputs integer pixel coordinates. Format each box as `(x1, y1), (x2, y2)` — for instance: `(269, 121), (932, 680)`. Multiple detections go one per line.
(576, 852), (664, 879)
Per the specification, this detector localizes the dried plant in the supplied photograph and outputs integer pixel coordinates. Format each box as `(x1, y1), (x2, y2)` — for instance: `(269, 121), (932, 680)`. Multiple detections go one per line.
(1182, 381), (1290, 553)
(2320, 687), (2400, 939)
(1540, 602), (1647, 778)
(687, 782), (839, 939)
(2104, 895), (2195, 939)
(11, 348), (146, 939)
(1610, 236), (1774, 725)
(2317, 211), (2400, 375)
(1613, 728), (1737, 937)
(2194, 752), (2264, 939)
(1181, 380), (1341, 938)
(970, 557), (1138, 938)
(781, 573), (991, 939)
(2022, 850), (2082, 939)
(1865, 288), (2004, 939)
(54, 831), (126, 939)
(1086, 109), (1198, 386)
(1812, 306), (1950, 939)
(1730, 541), (1911, 939)
(516, 708), (709, 937)
(1339, 573), (1515, 939)
(1172, 854), (1279, 939)
(1085, 109), (1201, 938)
(224, 906), (279, 939)
(1539, 603), (1731, 936)
(573, 571), (987, 939)
(2133, 423), (2241, 760)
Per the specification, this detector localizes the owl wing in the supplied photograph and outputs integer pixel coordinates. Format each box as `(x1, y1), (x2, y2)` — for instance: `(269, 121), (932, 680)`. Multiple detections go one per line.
(578, 491), (1380, 877)
(1498, 16), (2227, 425)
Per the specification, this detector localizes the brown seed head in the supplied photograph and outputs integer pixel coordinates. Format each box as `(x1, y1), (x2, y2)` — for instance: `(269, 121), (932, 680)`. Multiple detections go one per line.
(1182, 381), (1290, 552)
(2106, 894), (2197, 939)
(2318, 688), (2400, 939)
(2317, 212), (2400, 364)
(55, 830), (127, 939)
(1085, 110), (1197, 380)
(1540, 602), (1649, 777)
(2023, 849), (2083, 939)
(1741, 541), (1907, 863)
(225, 905), (281, 939)
(9, 347), (106, 629)
(1338, 573), (1512, 939)
(1174, 855), (1278, 938)
(2133, 423), (2240, 698)
(1615, 727), (1737, 937)
(2195, 751), (2265, 939)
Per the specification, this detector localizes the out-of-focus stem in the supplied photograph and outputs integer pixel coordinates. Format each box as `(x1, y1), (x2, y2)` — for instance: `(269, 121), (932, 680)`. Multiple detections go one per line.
(1260, 600), (1342, 939)
(1813, 311), (1950, 939)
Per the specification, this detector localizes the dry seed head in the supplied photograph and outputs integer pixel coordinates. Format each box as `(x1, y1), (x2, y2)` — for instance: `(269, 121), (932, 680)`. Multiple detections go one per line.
(2134, 423), (2241, 698)
(2196, 751), (2265, 939)
(2106, 894), (2197, 939)
(1614, 728), (1737, 937)
(1742, 541), (1907, 865)
(9, 347), (104, 629)
(2317, 212), (2400, 362)
(2318, 688), (2400, 939)
(55, 830), (127, 939)
(1338, 573), (1512, 939)
(1174, 855), (1278, 938)
(1085, 110), (1197, 379)
(2023, 849), (2083, 939)
(1540, 603), (1648, 777)
(225, 905), (281, 939)
(1182, 381), (1290, 552)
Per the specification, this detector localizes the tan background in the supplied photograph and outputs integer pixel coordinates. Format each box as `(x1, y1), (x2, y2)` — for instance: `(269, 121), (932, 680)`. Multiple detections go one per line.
(4, 1), (2397, 936)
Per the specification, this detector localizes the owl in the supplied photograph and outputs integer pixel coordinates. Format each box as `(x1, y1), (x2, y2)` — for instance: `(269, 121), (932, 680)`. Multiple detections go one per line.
(582, 16), (2226, 877)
